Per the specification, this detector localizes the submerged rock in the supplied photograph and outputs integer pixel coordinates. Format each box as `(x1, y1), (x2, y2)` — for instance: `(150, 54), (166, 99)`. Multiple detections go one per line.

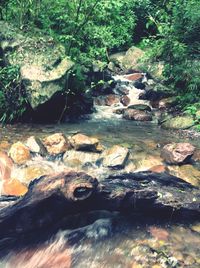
(123, 109), (152, 121)
(161, 143), (195, 164)
(43, 133), (70, 155)
(102, 145), (129, 169)
(8, 142), (31, 165)
(161, 116), (194, 130)
(167, 165), (200, 187)
(18, 164), (54, 184)
(63, 150), (100, 168)
(69, 133), (103, 152)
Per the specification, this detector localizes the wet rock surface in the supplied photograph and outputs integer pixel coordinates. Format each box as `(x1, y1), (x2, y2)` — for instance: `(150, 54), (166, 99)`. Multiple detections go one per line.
(161, 142), (195, 164)
(43, 133), (70, 155)
(8, 142), (31, 165)
(123, 109), (152, 121)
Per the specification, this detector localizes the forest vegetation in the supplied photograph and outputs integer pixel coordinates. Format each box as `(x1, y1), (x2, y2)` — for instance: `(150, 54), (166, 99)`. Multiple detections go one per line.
(0, 0), (199, 122)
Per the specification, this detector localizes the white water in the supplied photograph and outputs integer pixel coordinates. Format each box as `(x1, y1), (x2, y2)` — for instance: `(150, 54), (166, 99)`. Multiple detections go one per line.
(91, 74), (150, 120)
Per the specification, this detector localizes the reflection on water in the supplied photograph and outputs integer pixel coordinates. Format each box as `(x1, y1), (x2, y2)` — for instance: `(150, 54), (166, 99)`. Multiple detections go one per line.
(0, 120), (200, 267)
(1, 215), (200, 268)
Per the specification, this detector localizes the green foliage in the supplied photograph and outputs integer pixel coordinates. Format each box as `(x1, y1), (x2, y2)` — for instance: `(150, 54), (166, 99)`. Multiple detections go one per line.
(1, 0), (200, 122)
(3, 0), (136, 62)
(0, 65), (27, 123)
(142, 0), (200, 106)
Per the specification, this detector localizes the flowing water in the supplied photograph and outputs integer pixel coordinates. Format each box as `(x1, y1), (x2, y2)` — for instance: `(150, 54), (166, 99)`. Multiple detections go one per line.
(0, 75), (200, 267)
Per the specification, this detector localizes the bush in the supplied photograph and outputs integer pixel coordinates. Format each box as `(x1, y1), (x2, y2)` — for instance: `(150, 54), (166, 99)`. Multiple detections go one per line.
(0, 65), (28, 123)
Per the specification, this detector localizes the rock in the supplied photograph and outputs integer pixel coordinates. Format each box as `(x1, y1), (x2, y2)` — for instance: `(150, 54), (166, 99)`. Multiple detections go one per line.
(120, 95), (130, 106)
(94, 94), (120, 106)
(18, 164), (54, 184)
(43, 133), (70, 155)
(0, 21), (74, 109)
(113, 108), (126, 115)
(149, 226), (169, 241)
(192, 149), (200, 162)
(0, 152), (13, 180)
(123, 73), (143, 81)
(2, 179), (28, 196)
(69, 133), (103, 152)
(191, 224), (200, 233)
(110, 46), (144, 71)
(167, 165), (200, 187)
(63, 150), (100, 168)
(158, 97), (176, 109)
(26, 136), (47, 156)
(133, 81), (146, 90)
(0, 141), (10, 151)
(128, 104), (151, 112)
(134, 154), (164, 171)
(161, 116), (194, 130)
(102, 145), (129, 169)
(8, 142), (31, 165)
(161, 143), (195, 164)
(123, 109), (152, 121)
(149, 165), (166, 173)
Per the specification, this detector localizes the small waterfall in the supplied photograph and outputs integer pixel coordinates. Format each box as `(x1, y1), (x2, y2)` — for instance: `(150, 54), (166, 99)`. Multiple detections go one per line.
(91, 73), (150, 120)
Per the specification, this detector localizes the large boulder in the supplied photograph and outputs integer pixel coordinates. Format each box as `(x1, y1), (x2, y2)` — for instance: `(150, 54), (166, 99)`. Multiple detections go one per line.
(0, 21), (74, 109)
(161, 142), (195, 164)
(161, 116), (194, 130)
(109, 46), (144, 71)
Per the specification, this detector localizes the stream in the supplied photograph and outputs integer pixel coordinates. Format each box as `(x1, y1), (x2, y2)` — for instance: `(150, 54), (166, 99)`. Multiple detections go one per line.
(0, 75), (200, 267)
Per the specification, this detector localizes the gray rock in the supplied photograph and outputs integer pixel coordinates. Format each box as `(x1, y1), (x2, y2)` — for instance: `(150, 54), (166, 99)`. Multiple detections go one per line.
(0, 21), (74, 109)
(102, 145), (129, 169)
(26, 136), (47, 156)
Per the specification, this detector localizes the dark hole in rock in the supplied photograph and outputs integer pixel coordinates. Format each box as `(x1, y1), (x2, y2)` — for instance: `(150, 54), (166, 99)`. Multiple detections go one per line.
(74, 187), (92, 199)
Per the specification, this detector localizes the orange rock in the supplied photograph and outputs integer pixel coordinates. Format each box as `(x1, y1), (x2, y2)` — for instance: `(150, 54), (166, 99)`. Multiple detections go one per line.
(70, 133), (102, 152)
(43, 133), (70, 155)
(149, 165), (166, 173)
(0, 140), (10, 151)
(2, 178), (28, 196)
(0, 151), (13, 180)
(9, 142), (31, 165)
(124, 73), (143, 81)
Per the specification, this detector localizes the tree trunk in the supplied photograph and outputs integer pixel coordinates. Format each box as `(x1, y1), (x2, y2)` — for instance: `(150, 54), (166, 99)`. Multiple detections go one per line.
(0, 171), (199, 240)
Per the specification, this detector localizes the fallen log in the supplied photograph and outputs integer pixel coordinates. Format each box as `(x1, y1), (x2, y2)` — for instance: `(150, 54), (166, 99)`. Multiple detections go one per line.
(0, 171), (199, 240)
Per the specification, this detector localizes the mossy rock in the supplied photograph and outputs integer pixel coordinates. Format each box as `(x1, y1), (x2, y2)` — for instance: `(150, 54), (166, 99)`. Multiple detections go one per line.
(110, 46), (144, 71)
(161, 116), (195, 130)
(0, 21), (74, 109)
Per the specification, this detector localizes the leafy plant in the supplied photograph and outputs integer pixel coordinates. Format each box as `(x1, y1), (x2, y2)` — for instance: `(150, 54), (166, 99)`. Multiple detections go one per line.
(0, 65), (28, 123)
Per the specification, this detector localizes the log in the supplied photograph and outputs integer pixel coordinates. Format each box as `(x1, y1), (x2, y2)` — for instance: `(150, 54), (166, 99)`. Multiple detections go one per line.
(0, 170), (199, 240)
